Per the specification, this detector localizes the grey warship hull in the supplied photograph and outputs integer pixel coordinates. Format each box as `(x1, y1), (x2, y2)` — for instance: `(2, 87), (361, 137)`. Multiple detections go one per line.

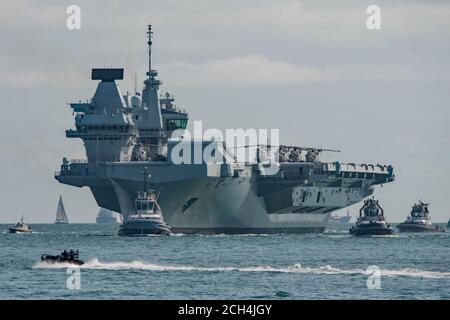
(56, 160), (393, 234)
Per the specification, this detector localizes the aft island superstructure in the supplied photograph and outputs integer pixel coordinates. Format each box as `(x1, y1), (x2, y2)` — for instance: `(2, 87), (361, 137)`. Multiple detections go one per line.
(55, 25), (395, 234)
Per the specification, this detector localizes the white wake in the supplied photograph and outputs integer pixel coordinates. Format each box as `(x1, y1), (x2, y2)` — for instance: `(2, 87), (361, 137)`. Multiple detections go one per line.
(32, 258), (450, 279)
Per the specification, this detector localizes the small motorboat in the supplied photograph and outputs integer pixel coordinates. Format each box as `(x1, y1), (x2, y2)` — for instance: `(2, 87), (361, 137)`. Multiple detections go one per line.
(397, 201), (445, 233)
(41, 250), (84, 265)
(9, 216), (32, 234)
(350, 198), (394, 236)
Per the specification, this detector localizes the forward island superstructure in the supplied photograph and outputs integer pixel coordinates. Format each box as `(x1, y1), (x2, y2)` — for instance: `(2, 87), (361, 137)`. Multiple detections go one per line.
(55, 25), (395, 234)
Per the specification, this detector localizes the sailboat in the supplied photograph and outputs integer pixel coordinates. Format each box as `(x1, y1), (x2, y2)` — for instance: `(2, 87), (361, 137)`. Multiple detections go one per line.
(55, 195), (69, 224)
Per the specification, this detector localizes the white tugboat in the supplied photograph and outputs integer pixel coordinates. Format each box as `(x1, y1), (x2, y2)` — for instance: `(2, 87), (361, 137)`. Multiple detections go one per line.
(118, 190), (171, 236)
(397, 201), (445, 233)
(118, 168), (171, 236)
(9, 216), (32, 234)
(350, 198), (394, 236)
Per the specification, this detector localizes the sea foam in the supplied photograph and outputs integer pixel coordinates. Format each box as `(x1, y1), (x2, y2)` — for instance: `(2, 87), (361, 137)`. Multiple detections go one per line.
(32, 258), (450, 279)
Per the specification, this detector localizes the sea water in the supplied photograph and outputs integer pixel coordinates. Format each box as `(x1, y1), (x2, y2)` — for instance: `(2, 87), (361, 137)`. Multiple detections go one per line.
(0, 224), (449, 299)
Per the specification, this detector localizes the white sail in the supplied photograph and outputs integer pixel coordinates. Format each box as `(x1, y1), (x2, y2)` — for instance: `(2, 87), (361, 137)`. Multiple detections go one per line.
(55, 196), (69, 224)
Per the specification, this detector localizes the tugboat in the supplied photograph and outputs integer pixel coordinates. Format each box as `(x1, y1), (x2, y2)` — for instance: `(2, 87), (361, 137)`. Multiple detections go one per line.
(41, 249), (84, 265)
(350, 198), (394, 236)
(397, 201), (445, 233)
(9, 216), (32, 234)
(118, 168), (171, 236)
(118, 190), (171, 236)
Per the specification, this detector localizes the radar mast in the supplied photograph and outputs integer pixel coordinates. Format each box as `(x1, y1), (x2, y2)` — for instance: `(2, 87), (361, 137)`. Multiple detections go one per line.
(147, 24), (153, 79)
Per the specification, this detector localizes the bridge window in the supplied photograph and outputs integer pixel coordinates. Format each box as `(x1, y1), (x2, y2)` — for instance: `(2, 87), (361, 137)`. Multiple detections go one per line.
(136, 201), (149, 211)
(166, 119), (187, 130)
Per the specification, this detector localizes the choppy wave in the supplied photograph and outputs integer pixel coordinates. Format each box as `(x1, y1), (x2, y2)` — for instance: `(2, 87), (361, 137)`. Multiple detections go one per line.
(32, 258), (450, 279)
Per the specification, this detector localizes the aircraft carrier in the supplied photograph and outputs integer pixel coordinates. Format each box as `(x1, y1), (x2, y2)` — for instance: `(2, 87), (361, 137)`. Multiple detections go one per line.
(55, 25), (395, 234)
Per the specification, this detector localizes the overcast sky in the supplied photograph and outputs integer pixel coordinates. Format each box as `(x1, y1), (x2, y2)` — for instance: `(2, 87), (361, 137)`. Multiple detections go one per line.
(1, 0), (449, 222)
